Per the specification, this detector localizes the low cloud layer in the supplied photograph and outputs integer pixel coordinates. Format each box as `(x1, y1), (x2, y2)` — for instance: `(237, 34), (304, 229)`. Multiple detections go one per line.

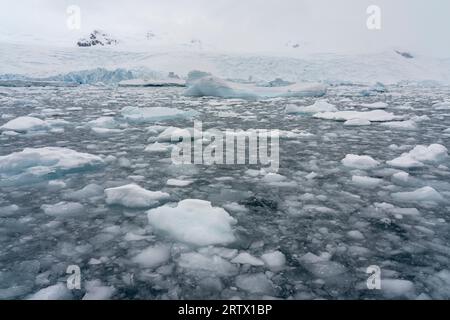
(0, 0), (449, 56)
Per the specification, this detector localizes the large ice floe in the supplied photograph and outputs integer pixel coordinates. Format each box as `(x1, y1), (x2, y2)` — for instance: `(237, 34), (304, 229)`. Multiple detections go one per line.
(314, 110), (400, 122)
(0, 147), (104, 186)
(147, 199), (237, 246)
(185, 75), (326, 99)
(387, 144), (448, 168)
(120, 106), (196, 123)
(105, 184), (170, 208)
(0, 116), (68, 134)
(285, 100), (337, 113)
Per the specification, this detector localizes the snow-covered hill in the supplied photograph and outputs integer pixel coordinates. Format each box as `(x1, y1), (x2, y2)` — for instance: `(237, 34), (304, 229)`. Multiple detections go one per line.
(0, 42), (449, 85)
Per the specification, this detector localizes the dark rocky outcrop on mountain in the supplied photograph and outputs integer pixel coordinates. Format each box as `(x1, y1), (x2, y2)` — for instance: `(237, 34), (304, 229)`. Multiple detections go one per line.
(77, 30), (118, 47)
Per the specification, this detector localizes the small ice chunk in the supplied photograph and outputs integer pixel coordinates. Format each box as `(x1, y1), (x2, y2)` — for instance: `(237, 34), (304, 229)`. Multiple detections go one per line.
(314, 110), (399, 122)
(381, 120), (417, 130)
(82, 280), (115, 300)
(262, 173), (286, 183)
(392, 186), (444, 203)
(342, 155), (380, 169)
(65, 184), (104, 201)
(381, 279), (415, 299)
(41, 202), (84, 217)
(178, 252), (237, 276)
(147, 199), (236, 246)
(27, 283), (72, 300)
(285, 100), (337, 113)
(392, 171), (409, 183)
(361, 102), (388, 109)
(351, 176), (382, 188)
(260, 251), (286, 271)
(121, 106), (196, 123)
(144, 142), (172, 153)
(298, 252), (347, 278)
(231, 252), (265, 266)
(87, 116), (118, 129)
(235, 273), (275, 295)
(132, 245), (171, 268)
(347, 230), (365, 240)
(105, 184), (170, 208)
(166, 179), (193, 187)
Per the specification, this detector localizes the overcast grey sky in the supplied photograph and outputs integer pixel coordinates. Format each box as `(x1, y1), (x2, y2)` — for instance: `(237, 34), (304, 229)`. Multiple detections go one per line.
(1, 0), (449, 56)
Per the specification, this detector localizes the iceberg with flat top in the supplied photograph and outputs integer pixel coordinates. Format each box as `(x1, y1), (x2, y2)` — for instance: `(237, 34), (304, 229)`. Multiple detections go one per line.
(185, 75), (326, 99)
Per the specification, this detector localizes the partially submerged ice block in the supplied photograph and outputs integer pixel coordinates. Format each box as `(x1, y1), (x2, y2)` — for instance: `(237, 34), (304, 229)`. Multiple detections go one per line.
(0, 147), (104, 187)
(185, 75), (326, 99)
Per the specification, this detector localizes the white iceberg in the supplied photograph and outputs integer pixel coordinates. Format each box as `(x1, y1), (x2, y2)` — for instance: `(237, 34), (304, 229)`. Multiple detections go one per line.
(105, 184), (170, 208)
(387, 144), (448, 168)
(147, 199), (237, 246)
(0, 147), (104, 186)
(185, 76), (326, 99)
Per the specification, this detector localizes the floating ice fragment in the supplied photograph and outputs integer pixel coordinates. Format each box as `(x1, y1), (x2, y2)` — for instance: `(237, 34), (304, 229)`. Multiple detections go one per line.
(260, 251), (286, 272)
(27, 283), (72, 300)
(342, 155), (380, 170)
(0, 147), (104, 187)
(132, 245), (171, 268)
(231, 252), (265, 266)
(105, 184), (170, 208)
(392, 186), (444, 203)
(82, 280), (115, 300)
(387, 144), (448, 168)
(178, 252), (237, 276)
(121, 106), (196, 123)
(314, 110), (399, 122)
(285, 100), (337, 114)
(41, 202), (85, 217)
(147, 199), (236, 246)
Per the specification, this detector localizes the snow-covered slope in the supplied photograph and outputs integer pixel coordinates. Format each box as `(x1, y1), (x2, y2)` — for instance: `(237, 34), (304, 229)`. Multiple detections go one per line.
(0, 42), (449, 85)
